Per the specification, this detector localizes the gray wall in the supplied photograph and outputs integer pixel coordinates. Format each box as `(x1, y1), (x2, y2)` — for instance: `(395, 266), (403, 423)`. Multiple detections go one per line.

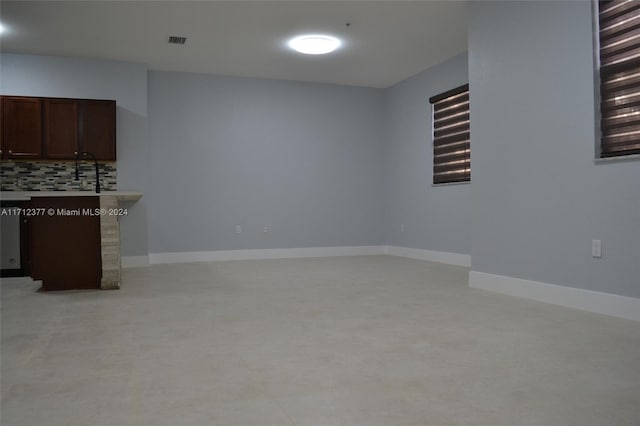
(148, 71), (385, 253)
(468, 1), (640, 298)
(0, 53), (149, 256)
(383, 53), (471, 254)
(6, 5), (638, 302)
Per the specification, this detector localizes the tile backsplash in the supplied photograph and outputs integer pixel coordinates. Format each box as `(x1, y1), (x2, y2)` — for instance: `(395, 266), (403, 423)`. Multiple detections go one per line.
(1, 161), (117, 191)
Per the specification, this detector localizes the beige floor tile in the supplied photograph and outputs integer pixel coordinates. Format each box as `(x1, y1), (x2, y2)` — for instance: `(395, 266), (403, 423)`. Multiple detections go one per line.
(2, 256), (639, 426)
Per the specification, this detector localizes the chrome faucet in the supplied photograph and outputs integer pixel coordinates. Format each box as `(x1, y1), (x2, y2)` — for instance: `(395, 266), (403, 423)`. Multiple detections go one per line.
(75, 151), (101, 193)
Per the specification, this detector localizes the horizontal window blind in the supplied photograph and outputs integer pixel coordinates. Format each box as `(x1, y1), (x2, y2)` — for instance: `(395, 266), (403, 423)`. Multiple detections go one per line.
(429, 84), (470, 184)
(598, 0), (640, 157)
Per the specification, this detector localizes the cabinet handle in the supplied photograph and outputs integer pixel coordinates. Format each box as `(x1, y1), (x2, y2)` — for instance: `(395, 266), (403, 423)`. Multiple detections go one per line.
(74, 151), (78, 155)
(8, 150), (12, 154)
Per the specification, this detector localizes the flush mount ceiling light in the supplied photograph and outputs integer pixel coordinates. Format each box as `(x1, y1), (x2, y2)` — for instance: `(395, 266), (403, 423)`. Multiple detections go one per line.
(288, 34), (341, 55)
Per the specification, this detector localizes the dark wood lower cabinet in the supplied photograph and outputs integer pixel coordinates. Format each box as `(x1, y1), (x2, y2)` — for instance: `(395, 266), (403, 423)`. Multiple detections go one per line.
(28, 197), (102, 291)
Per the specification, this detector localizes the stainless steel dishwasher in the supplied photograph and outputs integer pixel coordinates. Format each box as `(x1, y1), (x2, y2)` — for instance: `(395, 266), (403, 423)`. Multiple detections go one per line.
(1, 204), (23, 276)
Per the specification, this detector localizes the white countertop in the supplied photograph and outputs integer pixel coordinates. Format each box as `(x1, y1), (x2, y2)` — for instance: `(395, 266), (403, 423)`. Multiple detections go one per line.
(0, 191), (143, 202)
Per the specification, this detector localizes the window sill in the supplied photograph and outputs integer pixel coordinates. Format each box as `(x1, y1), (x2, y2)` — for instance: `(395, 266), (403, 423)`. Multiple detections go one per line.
(594, 154), (640, 164)
(432, 181), (471, 187)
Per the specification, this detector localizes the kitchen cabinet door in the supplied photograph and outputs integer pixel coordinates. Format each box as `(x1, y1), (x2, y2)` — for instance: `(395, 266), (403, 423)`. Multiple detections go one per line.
(1, 97), (43, 160)
(44, 98), (80, 159)
(82, 100), (116, 161)
(29, 197), (102, 290)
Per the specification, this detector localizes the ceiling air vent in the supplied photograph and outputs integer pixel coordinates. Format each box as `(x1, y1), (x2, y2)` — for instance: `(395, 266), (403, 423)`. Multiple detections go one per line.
(168, 36), (187, 45)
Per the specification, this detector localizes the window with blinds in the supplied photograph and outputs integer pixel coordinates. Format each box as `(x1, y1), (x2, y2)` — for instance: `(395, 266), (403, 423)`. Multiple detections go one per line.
(598, 0), (640, 157)
(429, 84), (470, 184)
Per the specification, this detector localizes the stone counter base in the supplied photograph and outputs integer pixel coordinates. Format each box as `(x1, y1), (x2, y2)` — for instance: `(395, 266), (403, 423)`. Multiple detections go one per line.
(100, 196), (121, 290)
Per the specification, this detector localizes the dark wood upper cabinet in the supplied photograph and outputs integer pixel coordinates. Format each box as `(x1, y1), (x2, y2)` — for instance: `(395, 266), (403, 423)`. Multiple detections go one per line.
(0, 96), (116, 162)
(82, 100), (116, 161)
(44, 98), (80, 159)
(1, 97), (43, 160)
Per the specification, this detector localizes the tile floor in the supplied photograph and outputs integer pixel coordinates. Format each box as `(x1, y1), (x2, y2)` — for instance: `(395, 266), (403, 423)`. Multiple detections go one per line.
(1, 256), (639, 426)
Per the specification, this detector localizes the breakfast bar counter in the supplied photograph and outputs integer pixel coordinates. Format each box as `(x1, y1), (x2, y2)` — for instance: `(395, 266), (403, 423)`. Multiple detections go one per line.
(0, 191), (142, 290)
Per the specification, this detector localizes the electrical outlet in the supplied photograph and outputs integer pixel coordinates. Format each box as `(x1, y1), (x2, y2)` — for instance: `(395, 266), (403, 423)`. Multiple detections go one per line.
(235, 225), (242, 234)
(592, 239), (602, 258)
(263, 226), (269, 233)
(400, 223), (405, 233)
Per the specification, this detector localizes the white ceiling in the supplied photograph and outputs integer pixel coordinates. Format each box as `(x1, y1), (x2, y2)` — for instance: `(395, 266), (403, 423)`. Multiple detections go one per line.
(0, 1), (468, 88)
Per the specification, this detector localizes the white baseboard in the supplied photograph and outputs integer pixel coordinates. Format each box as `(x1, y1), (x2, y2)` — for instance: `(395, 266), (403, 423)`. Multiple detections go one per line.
(138, 245), (471, 267)
(148, 246), (386, 264)
(469, 271), (640, 322)
(384, 246), (471, 267)
(121, 255), (150, 268)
